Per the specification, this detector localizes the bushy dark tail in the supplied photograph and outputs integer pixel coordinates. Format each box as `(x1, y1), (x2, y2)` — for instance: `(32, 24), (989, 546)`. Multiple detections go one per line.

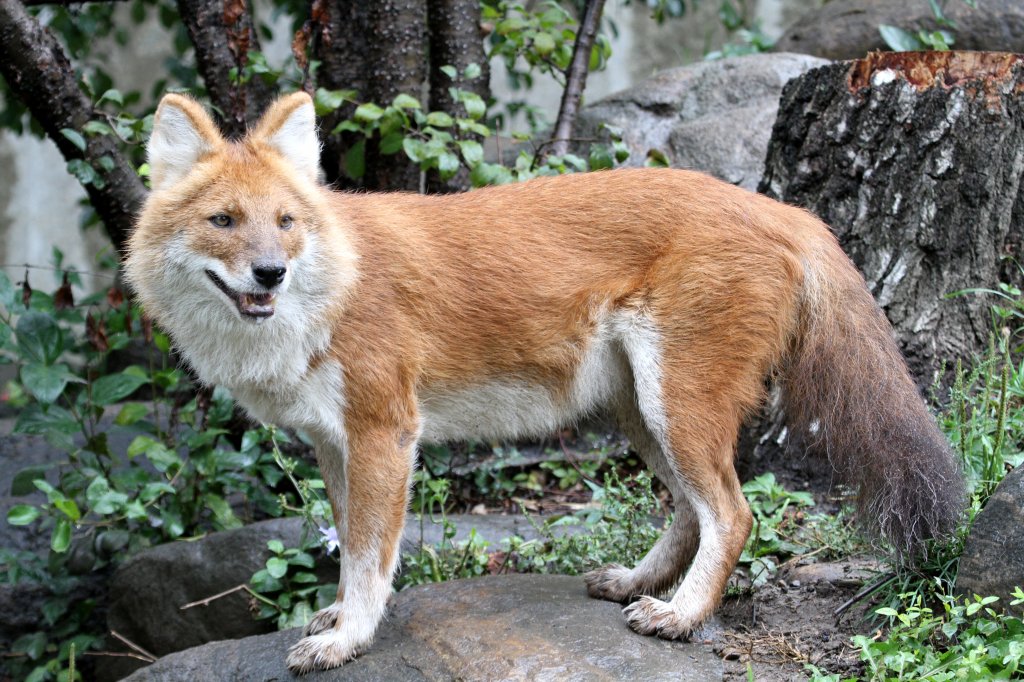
(782, 233), (965, 554)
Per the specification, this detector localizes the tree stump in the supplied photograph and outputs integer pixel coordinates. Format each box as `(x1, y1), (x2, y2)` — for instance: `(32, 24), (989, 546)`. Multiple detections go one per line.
(740, 52), (1024, 478)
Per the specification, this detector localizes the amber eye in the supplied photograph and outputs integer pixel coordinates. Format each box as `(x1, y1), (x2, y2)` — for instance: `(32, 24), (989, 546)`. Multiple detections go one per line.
(279, 215), (293, 230)
(209, 214), (233, 228)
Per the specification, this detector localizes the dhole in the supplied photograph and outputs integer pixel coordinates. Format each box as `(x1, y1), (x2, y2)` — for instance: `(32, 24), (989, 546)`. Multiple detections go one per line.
(125, 92), (964, 673)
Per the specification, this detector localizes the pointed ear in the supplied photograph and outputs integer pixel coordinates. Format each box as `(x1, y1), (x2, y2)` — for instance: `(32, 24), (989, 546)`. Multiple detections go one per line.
(147, 94), (223, 192)
(251, 92), (321, 184)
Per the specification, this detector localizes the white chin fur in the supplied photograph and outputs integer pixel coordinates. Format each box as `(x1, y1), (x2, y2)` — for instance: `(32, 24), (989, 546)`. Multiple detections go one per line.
(147, 233), (334, 389)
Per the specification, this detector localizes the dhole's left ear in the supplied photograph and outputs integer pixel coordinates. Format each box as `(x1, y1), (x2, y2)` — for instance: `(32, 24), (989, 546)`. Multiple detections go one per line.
(251, 92), (321, 184)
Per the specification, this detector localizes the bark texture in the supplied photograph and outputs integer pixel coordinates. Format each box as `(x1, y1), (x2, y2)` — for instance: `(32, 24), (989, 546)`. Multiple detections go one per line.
(761, 51), (1024, 386)
(314, 0), (369, 186)
(0, 0), (146, 253)
(177, 0), (275, 139)
(363, 0), (428, 191)
(741, 51), (1024, 478)
(426, 0), (489, 192)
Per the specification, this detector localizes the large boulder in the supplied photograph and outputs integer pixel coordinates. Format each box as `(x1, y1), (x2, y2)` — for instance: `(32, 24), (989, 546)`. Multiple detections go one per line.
(956, 464), (1024, 614)
(100, 511), (595, 679)
(575, 53), (829, 191)
(123, 574), (722, 681)
(774, 0), (1024, 60)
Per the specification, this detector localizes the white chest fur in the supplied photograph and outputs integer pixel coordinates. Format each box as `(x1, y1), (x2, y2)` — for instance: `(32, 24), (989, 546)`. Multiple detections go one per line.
(232, 360), (347, 445)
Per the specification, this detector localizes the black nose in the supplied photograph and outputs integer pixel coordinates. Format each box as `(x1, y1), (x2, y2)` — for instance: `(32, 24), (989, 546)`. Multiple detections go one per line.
(252, 262), (287, 288)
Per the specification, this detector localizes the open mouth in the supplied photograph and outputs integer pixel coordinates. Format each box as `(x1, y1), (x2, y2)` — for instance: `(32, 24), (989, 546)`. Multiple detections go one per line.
(205, 270), (276, 319)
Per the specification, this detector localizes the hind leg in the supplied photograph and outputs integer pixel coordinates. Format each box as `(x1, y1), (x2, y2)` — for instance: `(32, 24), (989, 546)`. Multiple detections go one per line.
(614, 324), (754, 638)
(584, 398), (700, 602)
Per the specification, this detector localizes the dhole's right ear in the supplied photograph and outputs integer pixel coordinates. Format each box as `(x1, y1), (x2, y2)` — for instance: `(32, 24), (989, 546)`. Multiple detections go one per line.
(147, 94), (223, 192)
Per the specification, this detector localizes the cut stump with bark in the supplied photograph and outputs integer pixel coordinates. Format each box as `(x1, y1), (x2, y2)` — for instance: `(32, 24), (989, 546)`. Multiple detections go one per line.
(741, 51), (1024, 478)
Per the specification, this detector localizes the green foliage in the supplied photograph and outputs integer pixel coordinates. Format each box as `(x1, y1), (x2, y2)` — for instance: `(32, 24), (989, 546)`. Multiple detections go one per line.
(0, 265), (310, 681)
(249, 539), (334, 630)
(397, 468), (665, 592)
(738, 472), (815, 588)
(879, 0), (978, 52)
(705, 0), (775, 59)
(808, 588), (1024, 681)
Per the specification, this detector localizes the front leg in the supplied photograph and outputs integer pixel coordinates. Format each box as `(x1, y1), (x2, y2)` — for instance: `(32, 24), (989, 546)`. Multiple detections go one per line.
(286, 418), (416, 673)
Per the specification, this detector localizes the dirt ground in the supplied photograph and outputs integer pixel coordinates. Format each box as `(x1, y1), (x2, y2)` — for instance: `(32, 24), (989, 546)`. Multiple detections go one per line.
(712, 557), (882, 681)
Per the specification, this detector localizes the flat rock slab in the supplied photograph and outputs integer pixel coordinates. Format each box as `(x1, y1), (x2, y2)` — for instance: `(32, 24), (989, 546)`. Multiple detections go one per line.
(125, 574), (722, 681)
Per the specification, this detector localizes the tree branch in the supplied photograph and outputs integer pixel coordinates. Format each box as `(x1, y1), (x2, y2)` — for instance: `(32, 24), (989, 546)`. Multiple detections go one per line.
(548, 0), (606, 159)
(176, 0), (275, 138)
(0, 0), (146, 254)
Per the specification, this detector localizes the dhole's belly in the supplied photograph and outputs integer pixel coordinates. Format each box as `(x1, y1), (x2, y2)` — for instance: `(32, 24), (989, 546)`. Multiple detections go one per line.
(418, 330), (631, 443)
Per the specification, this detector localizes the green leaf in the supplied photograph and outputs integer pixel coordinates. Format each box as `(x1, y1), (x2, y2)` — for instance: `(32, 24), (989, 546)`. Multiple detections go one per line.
(7, 504), (40, 526)
(20, 363), (80, 404)
(54, 497), (81, 521)
(457, 140), (484, 167)
(16, 312), (63, 364)
(82, 120), (113, 136)
(425, 111), (454, 128)
(344, 138), (366, 180)
(267, 539), (285, 554)
(645, 149), (670, 168)
(461, 93), (486, 120)
(402, 137), (426, 164)
(11, 465), (49, 496)
(440, 65), (458, 80)
(313, 88), (356, 116)
(51, 517), (72, 553)
(463, 63), (481, 80)
(114, 402), (148, 426)
(91, 371), (148, 406)
(266, 556), (288, 579)
(353, 102), (385, 123)
(379, 132), (405, 155)
(14, 403), (78, 438)
(98, 89), (124, 106)
(60, 128), (87, 152)
(533, 32), (555, 56)
(438, 151), (461, 180)
(0, 269), (14, 308)
(879, 24), (924, 52)
(391, 93), (421, 110)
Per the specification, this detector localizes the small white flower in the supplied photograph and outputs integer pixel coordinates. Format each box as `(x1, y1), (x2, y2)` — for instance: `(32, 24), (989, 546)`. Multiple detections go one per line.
(319, 525), (339, 554)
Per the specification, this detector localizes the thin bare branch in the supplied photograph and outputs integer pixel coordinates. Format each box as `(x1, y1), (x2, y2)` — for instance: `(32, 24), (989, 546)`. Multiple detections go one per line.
(0, 0), (146, 253)
(548, 0), (606, 159)
(109, 630), (158, 663)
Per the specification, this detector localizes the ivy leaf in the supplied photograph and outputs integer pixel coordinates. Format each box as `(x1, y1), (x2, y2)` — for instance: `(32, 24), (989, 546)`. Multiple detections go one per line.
(879, 25), (924, 52)
(91, 371), (149, 406)
(20, 363), (81, 404)
(266, 556), (289, 579)
(344, 138), (365, 180)
(391, 93), (421, 110)
(60, 128), (87, 152)
(51, 518), (72, 553)
(16, 311), (63, 364)
(353, 103), (385, 124)
(6, 504), (40, 526)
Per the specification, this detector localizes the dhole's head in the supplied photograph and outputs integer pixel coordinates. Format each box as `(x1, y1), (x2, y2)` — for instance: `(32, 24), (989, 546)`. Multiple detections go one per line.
(125, 93), (354, 387)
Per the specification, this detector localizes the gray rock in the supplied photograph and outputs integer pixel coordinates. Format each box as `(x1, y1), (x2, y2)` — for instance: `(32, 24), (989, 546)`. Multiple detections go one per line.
(575, 53), (829, 190)
(123, 574), (722, 681)
(956, 464), (1024, 615)
(100, 511), (597, 679)
(774, 0), (1024, 60)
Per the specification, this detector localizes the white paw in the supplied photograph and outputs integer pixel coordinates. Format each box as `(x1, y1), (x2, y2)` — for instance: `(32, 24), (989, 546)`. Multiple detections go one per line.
(303, 602), (345, 636)
(583, 563), (634, 602)
(286, 630), (367, 674)
(622, 596), (694, 639)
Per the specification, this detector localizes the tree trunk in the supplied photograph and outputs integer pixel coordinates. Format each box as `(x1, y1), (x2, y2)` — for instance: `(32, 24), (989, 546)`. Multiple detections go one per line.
(426, 0), (489, 193)
(762, 51), (1024, 386)
(314, 0), (370, 187)
(177, 0), (275, 139)
(363, 0), (428, 191)
(741, 51), (1024, 479)
(0, 0), (146, 254)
